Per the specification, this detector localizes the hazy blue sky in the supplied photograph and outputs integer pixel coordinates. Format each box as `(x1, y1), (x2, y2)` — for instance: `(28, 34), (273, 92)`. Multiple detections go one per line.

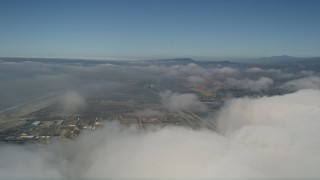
(0, 0), (320, 60)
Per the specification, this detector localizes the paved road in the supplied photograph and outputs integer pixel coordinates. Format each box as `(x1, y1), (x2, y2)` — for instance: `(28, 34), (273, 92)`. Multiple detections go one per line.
(178, 110), (216, 130)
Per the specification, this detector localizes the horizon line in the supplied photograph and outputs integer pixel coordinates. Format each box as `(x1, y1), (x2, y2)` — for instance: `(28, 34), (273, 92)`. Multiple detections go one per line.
(1, 55), (320, 61)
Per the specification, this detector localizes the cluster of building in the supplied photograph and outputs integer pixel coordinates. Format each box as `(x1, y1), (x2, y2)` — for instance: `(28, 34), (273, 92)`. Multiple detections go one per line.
(109, 112), (185, 127)
(0, 117), (103, 144)
(186, 80), (233, 98)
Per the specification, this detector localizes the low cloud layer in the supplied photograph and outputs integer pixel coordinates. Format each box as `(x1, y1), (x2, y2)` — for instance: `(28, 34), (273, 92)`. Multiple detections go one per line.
(1, 60), (317, 111)
(228, 77), (274, 92)
(1, 60), (320, 178)
(282, 76), (320, 91)
(1, 89), (320, 178)
(160, 90), (207, 112)
(60, 91), (86, 113)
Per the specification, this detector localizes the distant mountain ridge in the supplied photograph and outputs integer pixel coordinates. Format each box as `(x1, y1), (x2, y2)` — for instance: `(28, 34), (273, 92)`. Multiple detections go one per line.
(144, 58), (196, 65)
(238, 55), (320, 64)
(255, 55), (298, 63)
(1, 56), (320, 66)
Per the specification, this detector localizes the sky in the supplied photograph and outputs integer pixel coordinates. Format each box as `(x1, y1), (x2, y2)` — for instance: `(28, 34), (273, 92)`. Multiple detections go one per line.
(0, 0), (320, 60)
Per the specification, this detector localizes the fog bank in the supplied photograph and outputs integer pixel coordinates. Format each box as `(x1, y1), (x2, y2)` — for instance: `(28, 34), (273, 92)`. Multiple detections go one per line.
(1, 89), (320, 179)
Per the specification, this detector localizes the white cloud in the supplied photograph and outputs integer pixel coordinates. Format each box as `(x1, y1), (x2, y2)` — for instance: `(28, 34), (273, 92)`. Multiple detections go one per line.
(2, 61), (320, 179)
(60, 91), (86, 113)
(246, 67), (282, 74)
(227, 77), (274, 92)
(1, 90), (320, 178)
(187, 75), (206, 83)
(211, 67), (238, 76)
(282, 76), (320, 90)
(160, 90), (207, 112)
